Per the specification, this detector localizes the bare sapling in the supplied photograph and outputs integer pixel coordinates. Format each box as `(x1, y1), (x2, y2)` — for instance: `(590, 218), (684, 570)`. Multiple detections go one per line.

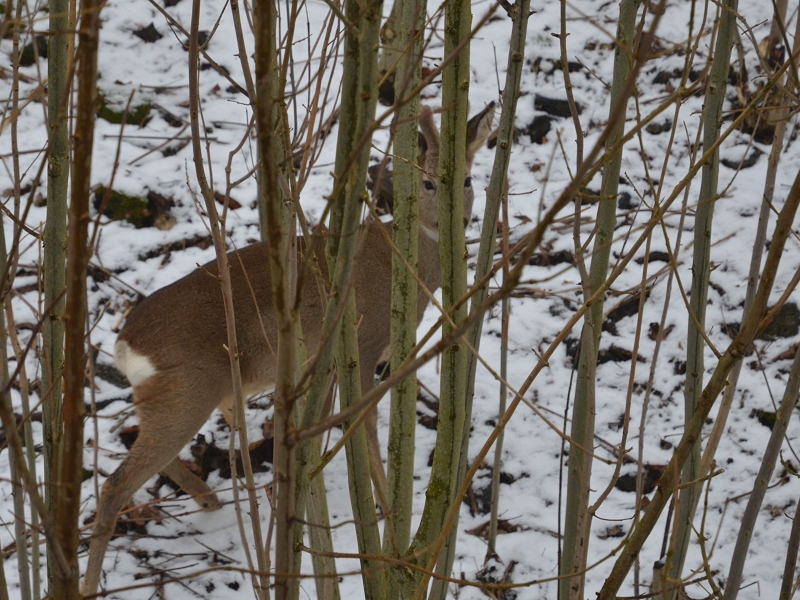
(80, 102), (494, 596)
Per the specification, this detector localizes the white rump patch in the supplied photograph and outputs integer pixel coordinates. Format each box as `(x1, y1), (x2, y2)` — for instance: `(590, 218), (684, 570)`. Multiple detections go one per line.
(115, 340), (157, 386)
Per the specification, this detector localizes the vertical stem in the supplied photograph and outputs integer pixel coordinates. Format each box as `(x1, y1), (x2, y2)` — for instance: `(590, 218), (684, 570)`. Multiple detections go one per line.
(10, 296), (40, 600)
(376, 0), (403, 99)
(254, 0), (302, 597)
(338, 294), (386, 600)
(6, 338), (30, 600)
(56, 0), (102, 595)
(306, 442), (342, 600)
(0, 528), (6, 599)
(779, 488), (800, 600)
(291, 1), (385, 597)
(253, 0), (295, 240)
(668, 0), (738, 590)
(0, 221), (16, 600)
(698, 0), (800, 491)
(254, 0), (297, 596)
(42, 9), (70, 587)
(454, 0), (530, 577)
(724, 340), (800, 600)
(405, 0), (471, 595)
(0, 247), (64, 595)
(190, 1), (271, 597)
(9, 3), (30, 597)
(435, 0), (472, 488)
(487, 185), (510, 555)
(386, 0), (425, 567)
(325, 0), (386, 595)
(560, 3), (638, 599)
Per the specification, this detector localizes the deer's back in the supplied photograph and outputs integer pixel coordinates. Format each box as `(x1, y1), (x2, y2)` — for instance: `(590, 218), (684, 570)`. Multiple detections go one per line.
(117, 220), (434, 394)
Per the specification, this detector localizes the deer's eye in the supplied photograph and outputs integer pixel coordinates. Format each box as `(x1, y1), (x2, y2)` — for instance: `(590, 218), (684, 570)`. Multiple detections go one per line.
(423, 180), (435, 191)
(464, 177), (472, 188)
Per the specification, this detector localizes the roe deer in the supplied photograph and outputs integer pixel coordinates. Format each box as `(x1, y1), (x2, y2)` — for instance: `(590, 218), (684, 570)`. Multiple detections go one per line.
(81, 103), (495, 596)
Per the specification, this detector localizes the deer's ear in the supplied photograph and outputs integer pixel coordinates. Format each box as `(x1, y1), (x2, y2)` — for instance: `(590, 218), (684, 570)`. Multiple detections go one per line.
(418, 131), (428, 156)
(466, 101), (496, 165)
(418, 105), (440, 167)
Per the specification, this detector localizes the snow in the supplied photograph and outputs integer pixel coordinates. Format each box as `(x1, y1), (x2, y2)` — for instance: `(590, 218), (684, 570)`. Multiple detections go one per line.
(1, 0), (800, 598)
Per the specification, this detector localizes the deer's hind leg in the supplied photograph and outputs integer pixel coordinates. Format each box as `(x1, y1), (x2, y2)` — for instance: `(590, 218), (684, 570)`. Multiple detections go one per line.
(161, 459), (220, 511)
(82, 374), (225, 596)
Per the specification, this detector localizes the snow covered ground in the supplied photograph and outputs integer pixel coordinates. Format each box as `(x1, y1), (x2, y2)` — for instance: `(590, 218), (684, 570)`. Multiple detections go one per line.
(1, 0), (800, 597)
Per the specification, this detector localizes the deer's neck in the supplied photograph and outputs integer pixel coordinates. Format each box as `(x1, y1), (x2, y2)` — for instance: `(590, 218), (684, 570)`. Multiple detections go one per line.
(417, 223), (442, 290)
(414, 222), (443, 327)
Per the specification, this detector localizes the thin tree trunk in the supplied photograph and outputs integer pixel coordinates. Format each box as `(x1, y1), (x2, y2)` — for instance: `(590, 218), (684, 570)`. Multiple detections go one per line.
(560, 3), (638, 598)
(43, 0), (70, 585)
(0, 213), (16, 600)
(324, 0), (386, 593)
(42, 12), (70, 595)
(194, 1), (273, 597)
(386, 0), (426, 571)
(9, 6), (31, 597)
(54, 0), (102, 593)
(0, 241), (64, 596)
(306, 442), (341, 600)
(289, 0), (385, 597)
(698, 0), (800, 494)
(487, 185), (510, 557)
(376, 0), (403, 101)
(0, 529), (7, 599)
(253, 0), (305, 596)
(403, 0), (471, 594)
(337, 294), (387, 600)
(436, 0), (530, 591)
(6, 295), (39, 600)
(256, 0), (296, 239)
(724, 338), (800, 599)
(668, 1), (739, 591)
(779, 487), (800, 600)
